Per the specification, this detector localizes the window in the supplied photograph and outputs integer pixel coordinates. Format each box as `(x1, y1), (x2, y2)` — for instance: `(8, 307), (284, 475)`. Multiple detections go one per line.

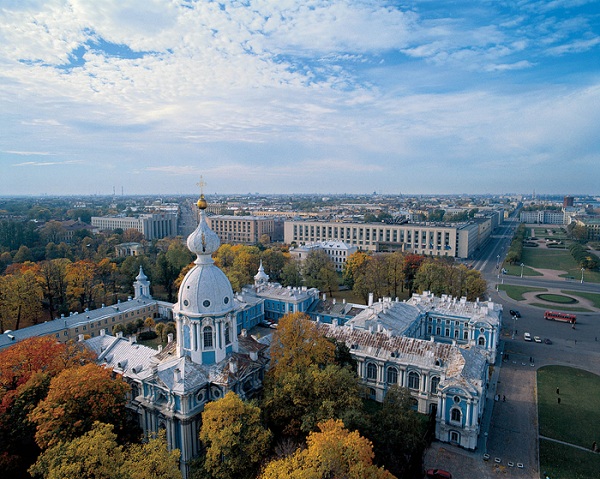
(436, 327), (441, 335)
(408, 371), (420, 390)
(478, 336), (486, 346)
(463, 331), (468, 340)
(387, 367), (398, 384)
(366, 362), (377, 380)
(431, 376), (440, 394)
(450, 431), (460, 443)
(451, 408), (462, 422)
(224, 323), (231, 345)
(203, 326), (213, 348)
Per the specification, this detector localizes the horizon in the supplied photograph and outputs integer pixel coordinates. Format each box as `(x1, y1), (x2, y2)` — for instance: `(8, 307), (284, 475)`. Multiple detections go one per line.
(1, 1), (599, 196)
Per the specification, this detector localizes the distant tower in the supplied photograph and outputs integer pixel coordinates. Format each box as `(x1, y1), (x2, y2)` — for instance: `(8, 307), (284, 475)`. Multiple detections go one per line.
(133, 266), (151, 299)
(254, 260), (269, 289)
(563, 196), (574, 208)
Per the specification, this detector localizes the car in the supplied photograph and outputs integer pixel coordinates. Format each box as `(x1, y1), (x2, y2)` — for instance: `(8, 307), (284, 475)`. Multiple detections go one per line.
(524, 332), (532, 341)
(544, 338), (553, 345)
(534, 336), (542, 343)
(426, 469), (452, 479)
(509, 309), (521, 318)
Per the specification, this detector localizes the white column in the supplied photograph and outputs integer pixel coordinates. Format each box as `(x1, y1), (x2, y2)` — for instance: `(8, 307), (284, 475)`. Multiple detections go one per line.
(466, 399), (471, 427)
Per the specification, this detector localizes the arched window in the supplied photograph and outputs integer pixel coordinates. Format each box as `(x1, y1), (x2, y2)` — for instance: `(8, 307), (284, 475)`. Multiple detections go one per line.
(450, 431), (460, 443)
(366, 363), (377, 380)
(224, 323), (231, 345)
(451, 408), (462, 422)
(478, 336), (486, 346)
(387, 367), (398, 384)
(463, 331), (469, 340)
(203, 326), (213, 349)
(408, 371), (420, 390)
(431, 376), (440, 394)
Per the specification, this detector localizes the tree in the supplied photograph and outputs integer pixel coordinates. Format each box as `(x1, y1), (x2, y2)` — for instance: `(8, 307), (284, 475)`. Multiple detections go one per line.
(197, 392), (271, 479)
(121, 430), (182, 479)
(343, 251), (370, 289)
(65, 260), (100, 311)
(262, 313), (364, 437)
(29, 421), (124, 479)
(365, 386), (428, 478)
(260, 419), (396, 479)
(302, 249), (335, 290)
(0, 337), (95, 476)
(40, 221), (66, 245)
(13, 245), (33, 263)
(0, 268), (44, 331)
(29, 363), (129, 449)
(280, 260), (302, 287)
(36, 259), (71, 321)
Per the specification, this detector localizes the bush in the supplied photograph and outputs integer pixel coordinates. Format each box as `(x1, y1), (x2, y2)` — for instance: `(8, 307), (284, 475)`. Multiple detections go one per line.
(138, 331), (158, 341)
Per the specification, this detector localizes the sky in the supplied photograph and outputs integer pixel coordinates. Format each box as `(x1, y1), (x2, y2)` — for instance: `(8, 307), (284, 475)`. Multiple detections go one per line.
(1, 0), (599, 197)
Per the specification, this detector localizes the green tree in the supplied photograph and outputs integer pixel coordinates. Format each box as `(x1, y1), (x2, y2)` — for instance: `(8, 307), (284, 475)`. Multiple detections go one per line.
(280, 260), (303, 287)
(302, 249), (335, 290)
(197, 392), (271, 479)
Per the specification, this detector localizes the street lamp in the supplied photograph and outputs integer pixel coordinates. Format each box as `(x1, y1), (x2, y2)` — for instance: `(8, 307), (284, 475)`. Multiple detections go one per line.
(496, 254), (500, 269)
(581, 267), (585, 283)
(520, 263), (524, 278)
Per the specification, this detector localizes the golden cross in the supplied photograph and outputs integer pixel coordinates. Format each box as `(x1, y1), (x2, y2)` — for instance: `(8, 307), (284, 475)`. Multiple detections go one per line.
(196, 176), (206, 195)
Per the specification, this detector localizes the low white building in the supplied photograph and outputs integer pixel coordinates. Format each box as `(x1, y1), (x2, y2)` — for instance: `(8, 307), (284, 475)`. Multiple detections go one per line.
(289, 240), (357, 271)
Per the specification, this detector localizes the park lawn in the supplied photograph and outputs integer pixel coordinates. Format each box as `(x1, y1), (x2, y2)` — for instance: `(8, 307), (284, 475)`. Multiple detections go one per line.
(521, 248), (576, 271)
(539, 439), (600, 479)
(537, 366), (600, 448)
(562, 290), (600, 308)
(498, 284), (546, 301)
(501, 264), (542, 276)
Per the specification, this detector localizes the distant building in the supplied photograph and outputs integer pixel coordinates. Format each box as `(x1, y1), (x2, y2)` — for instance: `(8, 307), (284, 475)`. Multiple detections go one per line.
(115, 242), (144, 257)
(207, 215), (276, 245)
(289, 241), (358, 272)
(284, 218), (494, 259)
(92, 213), (177, 240)
(563, 196), (574, 208)
(519, 210), (566, 225)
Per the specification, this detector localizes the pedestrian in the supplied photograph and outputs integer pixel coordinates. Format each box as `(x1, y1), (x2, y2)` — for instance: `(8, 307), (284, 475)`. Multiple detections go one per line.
(556, 387), (559, 394)
(575, 339), (577, 344)
(593, 441), (597, 452)
(558, 397), (561, 404)
(529, 356), (532, 363)
(503, 395), (506, 402)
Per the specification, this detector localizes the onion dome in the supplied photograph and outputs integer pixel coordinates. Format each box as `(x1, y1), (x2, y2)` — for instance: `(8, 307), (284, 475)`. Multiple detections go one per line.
(136, 266), (148, 281)
(177, 194), (234, 317)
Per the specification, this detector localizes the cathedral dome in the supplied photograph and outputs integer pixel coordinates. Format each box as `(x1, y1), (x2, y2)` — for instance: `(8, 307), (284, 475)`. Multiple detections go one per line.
(177, 195), (234, 317)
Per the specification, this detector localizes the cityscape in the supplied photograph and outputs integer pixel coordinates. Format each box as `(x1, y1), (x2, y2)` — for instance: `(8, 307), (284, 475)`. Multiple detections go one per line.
(1, 2), (600, 479)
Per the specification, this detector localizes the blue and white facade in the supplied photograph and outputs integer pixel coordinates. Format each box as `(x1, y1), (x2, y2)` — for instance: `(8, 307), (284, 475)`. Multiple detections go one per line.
(317, 291), (501, 450)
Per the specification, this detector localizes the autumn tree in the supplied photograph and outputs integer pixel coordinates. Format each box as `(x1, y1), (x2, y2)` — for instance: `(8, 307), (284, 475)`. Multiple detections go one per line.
(121, 429), (182, 479)
(301, 249), (337, 292)
(35, 258), (71, 321)
(0, 337), (95, 476)
(29, 421), (124, 479)
(29, 363), (129, 449)
(0, 267), (44, 331)
(263, 313), (363, 436)
(260, 419), (396, 479)
(65, 260), (100, 311)
(196, 392), (271, 479)
(342, 251), (371, 288)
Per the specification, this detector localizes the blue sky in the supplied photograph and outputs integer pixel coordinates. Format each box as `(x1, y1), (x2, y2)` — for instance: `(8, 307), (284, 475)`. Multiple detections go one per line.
(1, 0), (599, 196)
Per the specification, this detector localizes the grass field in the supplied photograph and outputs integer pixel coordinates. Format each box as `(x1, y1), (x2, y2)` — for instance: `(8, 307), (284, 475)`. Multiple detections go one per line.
(562, 290), (600, 308)
(537, 366), (600, 478)
(539, 439), (600, 479)
(498, 284), (546, 301)
(535, 293), (577, 304)
(537, 366), (600, 448)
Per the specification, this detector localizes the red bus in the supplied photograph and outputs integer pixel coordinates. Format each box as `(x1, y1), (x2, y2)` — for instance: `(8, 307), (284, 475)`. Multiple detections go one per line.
(544, 310), (576, 323)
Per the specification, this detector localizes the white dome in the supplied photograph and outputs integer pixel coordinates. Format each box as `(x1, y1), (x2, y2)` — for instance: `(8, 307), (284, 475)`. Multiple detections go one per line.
(187, 210), (220, 257)
(178, 262), (234, 317)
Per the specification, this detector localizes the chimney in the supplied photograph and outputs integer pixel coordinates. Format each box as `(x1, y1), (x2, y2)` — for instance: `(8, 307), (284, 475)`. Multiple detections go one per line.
(174, 368), (181, 382)
(323, 293), (326, 301)
(332, 319), (338, 327)
(116, 331), (123, 338)
(130, 334), (137, 343)
(241, 328), (248, 337)
(229, 360), (238, 374)
(167, 333), (174, 343)
(250, 351), (258, 361)
(78, 334), (84, 342)
(368, 292), (374, 306)
(158, 345), (163, 352)
(100, 329), (106, 336)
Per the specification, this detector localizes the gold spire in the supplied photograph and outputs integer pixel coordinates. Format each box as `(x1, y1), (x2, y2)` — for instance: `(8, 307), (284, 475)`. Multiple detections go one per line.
(196, 176), (207, 210)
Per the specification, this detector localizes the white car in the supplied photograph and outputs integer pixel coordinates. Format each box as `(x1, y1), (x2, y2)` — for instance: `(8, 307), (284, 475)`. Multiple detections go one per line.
(524, 332), (532, 341)
(534, 336), (542, 343)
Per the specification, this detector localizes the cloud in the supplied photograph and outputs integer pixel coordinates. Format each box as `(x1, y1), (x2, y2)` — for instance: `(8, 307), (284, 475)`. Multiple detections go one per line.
(5, 150), (56, 156)
(13, 160), (85, 166)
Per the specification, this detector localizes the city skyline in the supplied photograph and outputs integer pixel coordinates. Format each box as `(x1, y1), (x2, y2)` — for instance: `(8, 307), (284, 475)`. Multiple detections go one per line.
(1, 1), (599, 196)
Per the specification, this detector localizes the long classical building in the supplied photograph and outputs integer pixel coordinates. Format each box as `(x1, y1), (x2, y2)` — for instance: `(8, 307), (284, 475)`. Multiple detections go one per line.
(284, 216), (498, 259)
(207, 215), (277, 245)
(91, 213), (178, 240)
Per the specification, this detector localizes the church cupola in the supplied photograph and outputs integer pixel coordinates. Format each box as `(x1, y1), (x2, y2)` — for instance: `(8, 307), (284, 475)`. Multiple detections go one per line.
(173, 187), (237, 365)
(133, 266), (151, 299)
(254, 259), (269, 289)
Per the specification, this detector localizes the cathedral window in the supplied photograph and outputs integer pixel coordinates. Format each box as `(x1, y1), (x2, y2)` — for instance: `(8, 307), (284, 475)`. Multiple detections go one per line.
(386, 367), (398, 384)
(224, 323), (231, 345)
(431, 376), (440, 394)
(366, 362), (377, 380)
(451, 408), (462, 423)
(203, 326), (214, 349)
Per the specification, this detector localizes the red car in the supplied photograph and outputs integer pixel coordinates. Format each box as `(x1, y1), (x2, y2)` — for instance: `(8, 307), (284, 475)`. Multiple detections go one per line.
(426, 469), (452, 479)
